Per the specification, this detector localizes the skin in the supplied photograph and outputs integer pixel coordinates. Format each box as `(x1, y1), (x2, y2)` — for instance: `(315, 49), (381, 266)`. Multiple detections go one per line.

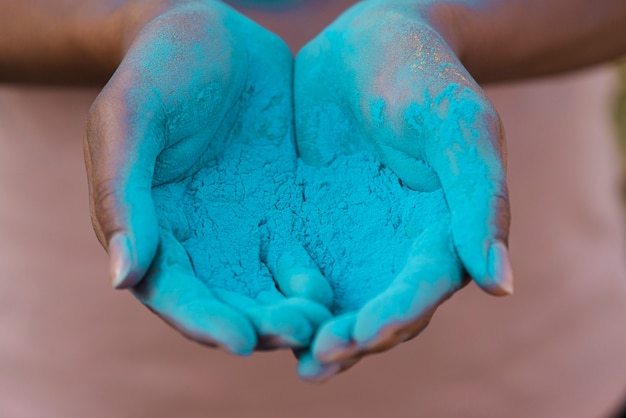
(1, 0), (625, 377)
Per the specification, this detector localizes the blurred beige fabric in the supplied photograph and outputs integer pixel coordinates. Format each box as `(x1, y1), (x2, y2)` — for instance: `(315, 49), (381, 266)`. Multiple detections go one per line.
(1, 6), (626, 417)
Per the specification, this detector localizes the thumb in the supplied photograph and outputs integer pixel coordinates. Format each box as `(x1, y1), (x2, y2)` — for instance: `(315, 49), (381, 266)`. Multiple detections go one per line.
(84, 85), (163, 289)
(295, 34), (358, 166)
(419, 84), (513, 295)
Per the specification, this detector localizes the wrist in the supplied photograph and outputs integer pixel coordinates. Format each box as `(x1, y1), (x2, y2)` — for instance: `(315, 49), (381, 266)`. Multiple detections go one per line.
(0, 0), (183, 85)
(420, 2), (469, 66)
(116, 0), (181, 57)
(402, 0), (507, 84)
(364, 0), (472, 73)
(409, 0), (626, 83)
(422, 1), (505, 84)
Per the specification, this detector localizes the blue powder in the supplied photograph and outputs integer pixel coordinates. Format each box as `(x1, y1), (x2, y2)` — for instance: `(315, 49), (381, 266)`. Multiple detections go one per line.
(153, 119), (450, 316)
(297, 153), (449, 314)
(154, 139), (301, 299)
(150, 7), (454, 315)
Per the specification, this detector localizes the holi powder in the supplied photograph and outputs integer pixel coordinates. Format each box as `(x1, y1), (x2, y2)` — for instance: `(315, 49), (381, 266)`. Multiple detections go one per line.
(297, 154), (450, 314)
(152, 77), (451, 317)
(153, 136), (450, 316)
(149, 4), (470, 320)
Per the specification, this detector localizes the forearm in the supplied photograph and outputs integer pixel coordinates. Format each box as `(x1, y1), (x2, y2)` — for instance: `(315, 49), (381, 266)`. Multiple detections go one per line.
(425, 0), (626, 83)
(0, 0), (171, 85)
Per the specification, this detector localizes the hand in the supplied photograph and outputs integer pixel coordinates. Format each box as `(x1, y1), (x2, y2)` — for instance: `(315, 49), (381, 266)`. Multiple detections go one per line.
(84, 1), (332, 354)
(294, 0), (512, 380)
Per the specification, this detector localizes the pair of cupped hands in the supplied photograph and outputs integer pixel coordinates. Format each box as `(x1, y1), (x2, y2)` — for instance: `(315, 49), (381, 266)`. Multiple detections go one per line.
(83, 0), (512, 382)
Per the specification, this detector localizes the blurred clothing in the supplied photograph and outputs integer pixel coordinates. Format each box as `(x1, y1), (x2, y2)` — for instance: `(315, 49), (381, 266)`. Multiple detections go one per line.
(1, 38), (625, 418)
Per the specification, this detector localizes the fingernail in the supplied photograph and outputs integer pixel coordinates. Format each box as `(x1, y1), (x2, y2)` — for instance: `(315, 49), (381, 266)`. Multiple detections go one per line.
(230, 342), (254, 357)
(487, 241), (514, 295)
(109, 233), (133, 289)
(307, 363), (341, 384)
(298, 353), (341, 384)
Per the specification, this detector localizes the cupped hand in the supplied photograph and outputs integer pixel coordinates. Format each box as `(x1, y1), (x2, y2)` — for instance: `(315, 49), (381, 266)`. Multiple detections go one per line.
(294, 150), (465, 381)
(294, 0), (512, 380)
(84, 1), (332, 354)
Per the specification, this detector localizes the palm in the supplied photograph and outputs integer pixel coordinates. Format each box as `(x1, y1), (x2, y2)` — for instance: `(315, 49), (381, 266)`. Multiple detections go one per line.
(297, 151), (460, 311)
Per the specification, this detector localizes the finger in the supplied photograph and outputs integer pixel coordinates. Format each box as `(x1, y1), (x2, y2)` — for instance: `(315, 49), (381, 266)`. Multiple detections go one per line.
(311, 313), (359, 363)
(212, 289), (283, 350)
(360, 305), (437, 355)
(213, 289), (289, 350)
(84, 83), (164, 290)
(295, 33), (360, 166)
(215, 288), (327, 350)
(378, 146), (442, 192)
(296, 351), (341, 383)
(277, 297), (333, 328)
(263, 241), (334, 309)
(213, 288), (263, 310)
(352, 222), (463, 350)
(132, 232), (257, 355)
(296, 350), (363, 384)
(268, 297), (333, 349)
(417, 84), (513, 295)
(248, 303), (316, 349)
(252, 295), (334, 349)
(255, 289), (285, 305)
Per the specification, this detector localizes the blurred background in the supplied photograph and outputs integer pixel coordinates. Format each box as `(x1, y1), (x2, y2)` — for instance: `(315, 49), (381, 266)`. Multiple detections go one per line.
(615, 62), (626, 196)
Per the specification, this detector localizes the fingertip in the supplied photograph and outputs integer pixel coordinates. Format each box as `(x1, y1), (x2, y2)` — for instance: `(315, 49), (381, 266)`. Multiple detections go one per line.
(470, 240), (514, 296)
(352, 288), (435, 352)
(109, 229), (159, 290)
(177, 300), (258, 356)
(250, 305), (314, 349)
(297, 351), (341, 384)
(297, 351), (363, 383)
(279, 297), (333, 327)
(273, 249), (334, 308)
(286, 272), (334, 308)
(484, 240), (514, 296)
(109, 232), (135, 289)
(352, 287), (411, 349)
(312, 314), (358, 363)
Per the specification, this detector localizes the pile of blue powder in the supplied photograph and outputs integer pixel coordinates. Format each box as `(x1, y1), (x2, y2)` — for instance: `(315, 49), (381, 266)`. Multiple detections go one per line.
(151, 63), (451, 315)
(153, 143), (450, 315)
